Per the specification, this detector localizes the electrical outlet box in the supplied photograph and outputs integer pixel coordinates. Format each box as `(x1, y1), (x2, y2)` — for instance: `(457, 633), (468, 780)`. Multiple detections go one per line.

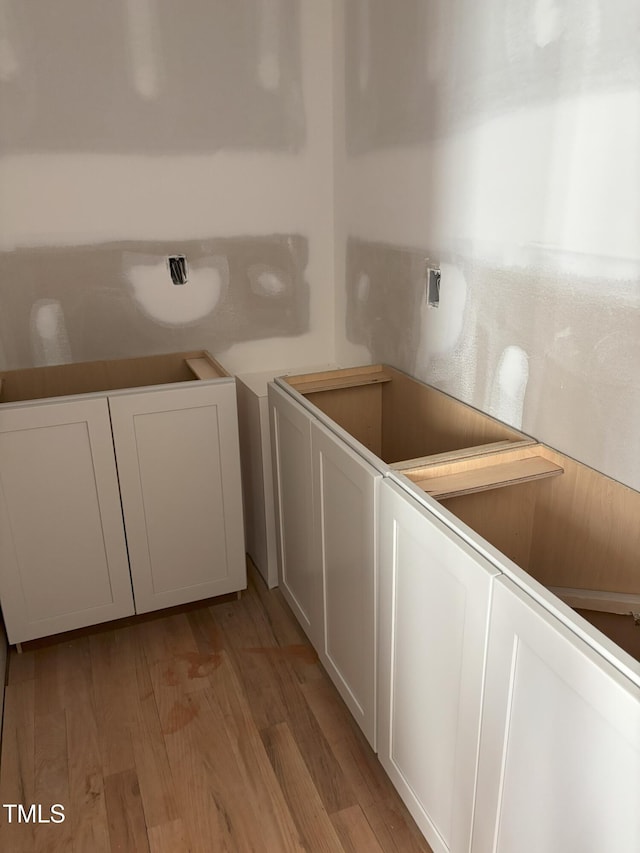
(167, 255), (188, 285)
(427, 266), (441, 307)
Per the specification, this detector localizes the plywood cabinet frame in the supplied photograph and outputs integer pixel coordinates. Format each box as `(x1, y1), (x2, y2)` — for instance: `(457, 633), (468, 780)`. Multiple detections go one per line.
(278, 364), (535, 471)
(0, 350), (229, 404)
(280, 364), (640, 635)
(405, 443), (640, 602)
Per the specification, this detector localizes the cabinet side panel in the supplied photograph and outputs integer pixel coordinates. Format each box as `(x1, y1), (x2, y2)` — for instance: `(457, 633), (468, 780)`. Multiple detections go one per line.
(270, 394), (315, 635)
(258, 395), (279, 589)
(236, 380), (270, 583)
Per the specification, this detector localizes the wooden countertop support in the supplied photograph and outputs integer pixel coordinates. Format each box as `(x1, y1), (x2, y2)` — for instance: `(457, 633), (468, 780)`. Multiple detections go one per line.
(548, 586), (640, 618)
(390, 439), (535, 472)
(185, 356), (226, 380)
(409, 453), (564, 500)
(285, 365), (392, 395)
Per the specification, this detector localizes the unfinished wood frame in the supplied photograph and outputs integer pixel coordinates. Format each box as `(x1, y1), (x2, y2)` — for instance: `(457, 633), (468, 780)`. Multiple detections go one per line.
(0, 351), (228, 404)
(549, 588), (640, 619)
(424, 445), (640, 602)
(283, 365), (532, 466)
(284, 364), (640, 624)
(379, 367), (528, 463)
(402, 444), (563, 499)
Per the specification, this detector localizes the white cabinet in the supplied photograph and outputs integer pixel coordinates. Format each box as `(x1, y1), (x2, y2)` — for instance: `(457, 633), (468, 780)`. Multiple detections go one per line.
(269, 382), (317, 642)
(472, 577), (640, 853)
(378, 479), (499, 853)
(236, 365), (338, 590)
(109, 382), (245, 613)
(0, 397), (134, 642)
(270, 363), (640, 853)
(0, 351), (246, 644)
(311, 419), (379, 748)
(269, 383), (379, 746)
(235, 371), (282, 588)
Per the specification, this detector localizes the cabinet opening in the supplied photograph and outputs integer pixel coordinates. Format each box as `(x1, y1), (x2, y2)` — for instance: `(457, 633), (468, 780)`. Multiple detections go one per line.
(0, 351), (227, 403)
(284, 365), (531, 465)
(576, 610), (640, 663)
(432, 446), (640, 663)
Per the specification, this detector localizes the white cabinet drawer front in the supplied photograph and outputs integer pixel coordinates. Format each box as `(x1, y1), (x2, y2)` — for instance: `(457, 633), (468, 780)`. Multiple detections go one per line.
(269, 383), (316, 639)
(378, 479), (498, 853)
(312, 419), (379, 747)
(472, 577), (640, 853)
(110, 383), (245, 612)
(0, 398), (134, 642)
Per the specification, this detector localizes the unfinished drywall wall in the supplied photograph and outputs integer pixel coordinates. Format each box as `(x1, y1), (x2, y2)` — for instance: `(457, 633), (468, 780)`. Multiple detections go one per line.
(0, 237), (310, 369)
(336, 0), (640, 491)
(1, 0), (305, 153)
(0, 0), (334, 374)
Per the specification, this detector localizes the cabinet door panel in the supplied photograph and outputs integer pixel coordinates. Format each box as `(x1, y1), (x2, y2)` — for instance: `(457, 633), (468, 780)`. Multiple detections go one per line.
(0, 398), (134, 643)
(110, 383), (245, 612)
(472, 577), (640, 853)
(312, 419), (379, 748)
(268, 384), (316, 640)
(378, 480), (498, 853)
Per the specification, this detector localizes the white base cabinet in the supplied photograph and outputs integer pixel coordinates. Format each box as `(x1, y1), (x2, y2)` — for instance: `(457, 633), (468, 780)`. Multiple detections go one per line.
(380, 481), (640, 853)
(378, 479), (498, 853)
(269, 364), (640, 853)
(472, 577), (640, 853)
(0, 352), (246, 644)
(269, 382), (379, 746)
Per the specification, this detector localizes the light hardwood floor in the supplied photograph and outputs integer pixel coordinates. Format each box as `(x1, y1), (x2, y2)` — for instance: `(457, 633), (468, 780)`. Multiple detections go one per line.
(0, 564), (433, 852)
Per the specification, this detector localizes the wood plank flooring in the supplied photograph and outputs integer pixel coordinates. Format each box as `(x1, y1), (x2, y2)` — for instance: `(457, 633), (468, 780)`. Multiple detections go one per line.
(0, 565), (433, 852)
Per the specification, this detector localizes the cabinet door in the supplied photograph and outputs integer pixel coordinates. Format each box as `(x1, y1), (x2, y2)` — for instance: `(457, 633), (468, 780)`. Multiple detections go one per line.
(268, 383), (317, 642)
(109, 382), (246, 613)
(472, 577), (640, 853)
(378, 479), (499, 853)
(0, 397), (134, 643)
(312, 419), (379, 748)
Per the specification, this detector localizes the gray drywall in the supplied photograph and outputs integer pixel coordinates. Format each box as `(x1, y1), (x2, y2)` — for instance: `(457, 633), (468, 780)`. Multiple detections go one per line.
(0, 2), (334, 374)
(345, 238), (640, 490)
(0, 0), (305, 153)
(345, 0), (640, 152)
(0, 236), (310, 369)
(338, 0), (640, 491)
